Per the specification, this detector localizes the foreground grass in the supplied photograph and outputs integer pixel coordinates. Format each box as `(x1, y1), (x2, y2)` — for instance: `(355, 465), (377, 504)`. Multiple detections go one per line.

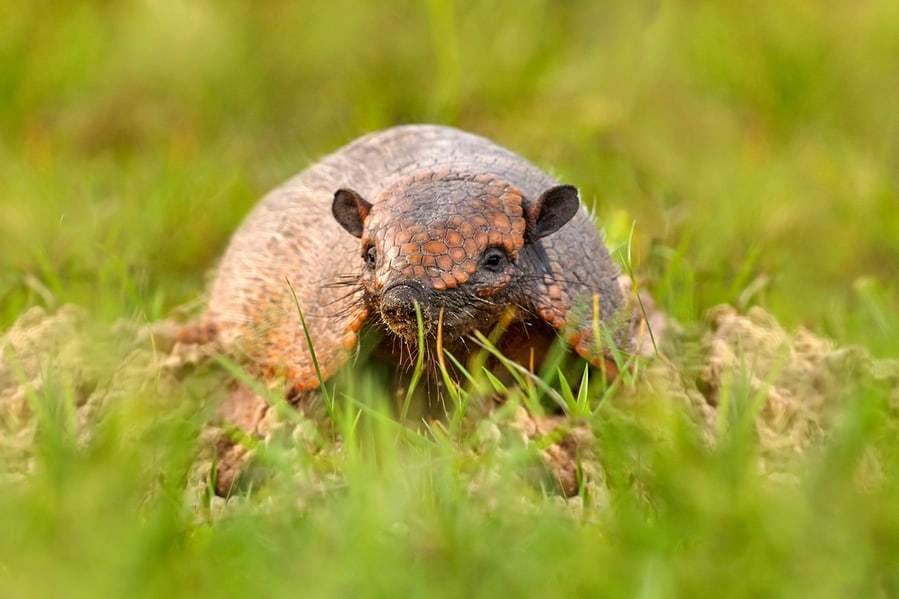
(1, 304), (897, 598)
(1, 0), (898, 597)
(3, 393), (898, 599)
(5, 380), (899, 599)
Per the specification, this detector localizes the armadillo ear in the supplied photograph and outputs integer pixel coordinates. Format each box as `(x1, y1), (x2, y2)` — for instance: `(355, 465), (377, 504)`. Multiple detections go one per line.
(332, 188), (373, 238)
(525, 184), (581, 242)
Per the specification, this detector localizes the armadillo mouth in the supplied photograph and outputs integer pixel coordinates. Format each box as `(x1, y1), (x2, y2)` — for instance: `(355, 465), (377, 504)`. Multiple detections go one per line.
(380, 303), (467, 347)
(381, 308), (480, 351)
(381, 318), (429, 343)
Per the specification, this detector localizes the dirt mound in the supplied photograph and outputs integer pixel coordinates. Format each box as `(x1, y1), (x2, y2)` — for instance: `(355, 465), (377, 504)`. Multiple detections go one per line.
(0, 306), (179, 477)
(629, 305), (894, 471)
(0, 306), (99, 476)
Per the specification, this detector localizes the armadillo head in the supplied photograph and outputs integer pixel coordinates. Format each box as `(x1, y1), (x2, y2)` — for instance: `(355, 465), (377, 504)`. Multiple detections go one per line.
(332, 170), (579, 348)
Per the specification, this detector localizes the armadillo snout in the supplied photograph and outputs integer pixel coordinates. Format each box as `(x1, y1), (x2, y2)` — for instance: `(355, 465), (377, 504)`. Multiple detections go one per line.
(379, 282), (428, 337)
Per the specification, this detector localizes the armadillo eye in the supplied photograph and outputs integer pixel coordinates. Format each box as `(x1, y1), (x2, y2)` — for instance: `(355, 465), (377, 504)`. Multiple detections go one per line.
(480, 247), (509, 272)
(364, 246), (377, 268)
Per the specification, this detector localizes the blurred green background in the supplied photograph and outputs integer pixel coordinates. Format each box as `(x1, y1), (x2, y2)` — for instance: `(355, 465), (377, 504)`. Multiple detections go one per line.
(2, 2), (899, 597)
(3, 0), (897, 349)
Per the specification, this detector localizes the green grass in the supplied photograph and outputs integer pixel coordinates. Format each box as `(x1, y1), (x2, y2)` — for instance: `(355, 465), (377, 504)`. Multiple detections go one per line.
(2, 0), (898, 597)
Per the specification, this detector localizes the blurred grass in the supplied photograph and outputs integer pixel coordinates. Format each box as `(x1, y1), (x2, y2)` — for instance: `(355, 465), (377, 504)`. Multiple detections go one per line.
(4, 0), (897, 335)
(1, 0), (898, 597)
